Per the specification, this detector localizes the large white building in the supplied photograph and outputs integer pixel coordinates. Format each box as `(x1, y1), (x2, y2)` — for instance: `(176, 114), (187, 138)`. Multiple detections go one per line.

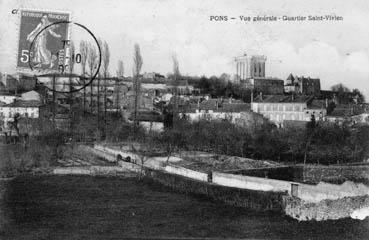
(251, 95), (327, 126)
(0, 94), (17, 104)
(182, 99), (251, 124)
(0, 100), (43, 120)
(0, 91), (43, 121)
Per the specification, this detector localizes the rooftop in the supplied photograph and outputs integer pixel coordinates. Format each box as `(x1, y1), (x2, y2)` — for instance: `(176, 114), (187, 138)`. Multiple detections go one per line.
(253, 95), (313, 103)
(182, 99), (250, 113)
(128, 110), (164, 122)
(3, 100), (43, 108)
(286, 73), (296, 82)
(296, 76), (320, 81)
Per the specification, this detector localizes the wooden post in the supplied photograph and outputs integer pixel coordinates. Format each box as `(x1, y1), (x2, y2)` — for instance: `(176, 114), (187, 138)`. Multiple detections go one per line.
(291, 183), (299, 197)
(52, 74), (56, 124)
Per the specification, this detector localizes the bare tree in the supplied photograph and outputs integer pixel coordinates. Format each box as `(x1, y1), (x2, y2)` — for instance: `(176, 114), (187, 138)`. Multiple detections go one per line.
(68, 41), (75, 132)
(172, 54), (180, 127)
(87, 42), (98, 114)
(102, 41), (110, 78)
(172, 54), (180, 77)
(102, 41), (110, 137)
(96, 38), (104, 135)
(133, 44), (143, 135)
(116, 60), (124, 78)
(80, 40), (88, 112)
(115, 60), (124, 112)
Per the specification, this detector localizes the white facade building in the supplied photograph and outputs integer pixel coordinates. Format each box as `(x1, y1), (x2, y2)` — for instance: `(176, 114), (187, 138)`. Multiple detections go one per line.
(0, 95), (17, 104)
(251, 95), (326, 126)
(0, 100), (42, 120)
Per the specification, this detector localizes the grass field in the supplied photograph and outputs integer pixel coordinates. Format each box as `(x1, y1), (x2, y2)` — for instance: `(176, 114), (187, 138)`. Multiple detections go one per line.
(1, 175), (369, 239)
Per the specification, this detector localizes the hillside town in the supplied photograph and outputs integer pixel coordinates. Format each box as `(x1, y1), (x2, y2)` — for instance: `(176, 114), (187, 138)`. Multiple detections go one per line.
(1, 2), (369, 238)
(0, 53), (368, 138)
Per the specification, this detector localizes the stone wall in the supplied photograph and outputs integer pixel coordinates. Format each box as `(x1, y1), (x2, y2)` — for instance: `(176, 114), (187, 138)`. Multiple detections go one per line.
(298, 181), (369, 203)
(301, 165), (369, 184)
(226, 166), (304, 182)
(212, 171), (292, 194)
(211, 171), (369, 204)
(227, 164), (369, 185)
(284, 194), (369, 221)
(164, 165), (208, 182)
(53, 166), (137, 176)
(144, 168), (286, 212)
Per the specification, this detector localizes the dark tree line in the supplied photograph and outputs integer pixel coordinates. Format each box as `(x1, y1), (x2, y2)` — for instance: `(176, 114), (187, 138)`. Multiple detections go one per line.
(151, 118), (369, 165)
(186, 75), (252, 102)
(330, 83), (366, 104)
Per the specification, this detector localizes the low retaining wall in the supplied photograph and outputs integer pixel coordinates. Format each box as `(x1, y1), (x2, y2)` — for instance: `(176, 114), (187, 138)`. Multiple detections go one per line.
(144, 168), (286, 212)
(227, 164), (369, 185)
(298, 181), (369, 203)
(301, 165), (369, 184)
(164, 165), (208, 182)
(53, 165), (137, 176)
(212, 171), (369, 203)
(284, 194), (369, 221)
(226, 166), (303, 182)
(90, 145), (369, 214)
(53, 167), (91, 175)
(212, 171), (292, 194)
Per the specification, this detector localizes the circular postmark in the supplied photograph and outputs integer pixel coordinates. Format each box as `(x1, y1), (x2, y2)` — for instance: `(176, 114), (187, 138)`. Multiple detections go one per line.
(28, 20), (101, 93)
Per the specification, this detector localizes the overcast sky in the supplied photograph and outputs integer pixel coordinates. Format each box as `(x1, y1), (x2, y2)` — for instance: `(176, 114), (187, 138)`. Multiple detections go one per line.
(1, 0), (369, 99)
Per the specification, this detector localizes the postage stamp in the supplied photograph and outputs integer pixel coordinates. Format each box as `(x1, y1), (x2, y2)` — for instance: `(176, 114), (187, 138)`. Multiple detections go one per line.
(16, 9), (70, 73)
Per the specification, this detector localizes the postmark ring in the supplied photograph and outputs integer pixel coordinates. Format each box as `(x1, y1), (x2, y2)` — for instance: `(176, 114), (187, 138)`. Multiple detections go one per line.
(28, 20), (101, 94)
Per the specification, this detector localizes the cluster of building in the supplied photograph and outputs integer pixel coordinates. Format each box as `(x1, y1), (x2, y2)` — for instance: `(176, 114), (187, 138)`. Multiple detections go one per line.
(0, 89), (43, 135)
(149, 54), (367, 129)
(0, 52), (368, 135)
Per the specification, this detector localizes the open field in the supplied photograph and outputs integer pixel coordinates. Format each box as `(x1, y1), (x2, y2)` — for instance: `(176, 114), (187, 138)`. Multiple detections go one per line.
(1, 175), (369, 239)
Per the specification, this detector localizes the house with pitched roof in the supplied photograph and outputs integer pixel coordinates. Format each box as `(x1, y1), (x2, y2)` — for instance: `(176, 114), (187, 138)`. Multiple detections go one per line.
(0, 93), (17, 104)
(284, 73), (321, 96)
(181, 98), (251, 123)
(0, 100), (43, 120)
(128, 110), (165, 132)
(251, 94), (326, 126)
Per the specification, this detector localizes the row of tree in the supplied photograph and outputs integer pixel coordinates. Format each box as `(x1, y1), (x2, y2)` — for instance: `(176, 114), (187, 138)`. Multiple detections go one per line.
(152, 118), (369, 165)
(330, 83), (365, 104)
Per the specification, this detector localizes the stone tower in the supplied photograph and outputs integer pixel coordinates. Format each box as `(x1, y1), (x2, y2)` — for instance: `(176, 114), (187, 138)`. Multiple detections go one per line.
(250, 55), (266, 78)
(235, 54), (266, 81)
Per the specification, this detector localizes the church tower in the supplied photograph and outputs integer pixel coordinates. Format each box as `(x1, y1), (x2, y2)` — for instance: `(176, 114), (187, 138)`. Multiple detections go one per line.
(250, 55), (266, 78)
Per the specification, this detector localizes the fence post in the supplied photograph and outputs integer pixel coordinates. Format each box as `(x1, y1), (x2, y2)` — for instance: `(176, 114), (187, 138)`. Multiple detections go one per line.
(291, 183), (299, 197)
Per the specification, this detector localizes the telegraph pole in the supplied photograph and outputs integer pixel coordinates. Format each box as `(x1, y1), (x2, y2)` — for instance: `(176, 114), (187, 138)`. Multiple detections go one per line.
(104, 78), (107, 137)
(52, 74), (56, 124)
(97, 77), (100, 136)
